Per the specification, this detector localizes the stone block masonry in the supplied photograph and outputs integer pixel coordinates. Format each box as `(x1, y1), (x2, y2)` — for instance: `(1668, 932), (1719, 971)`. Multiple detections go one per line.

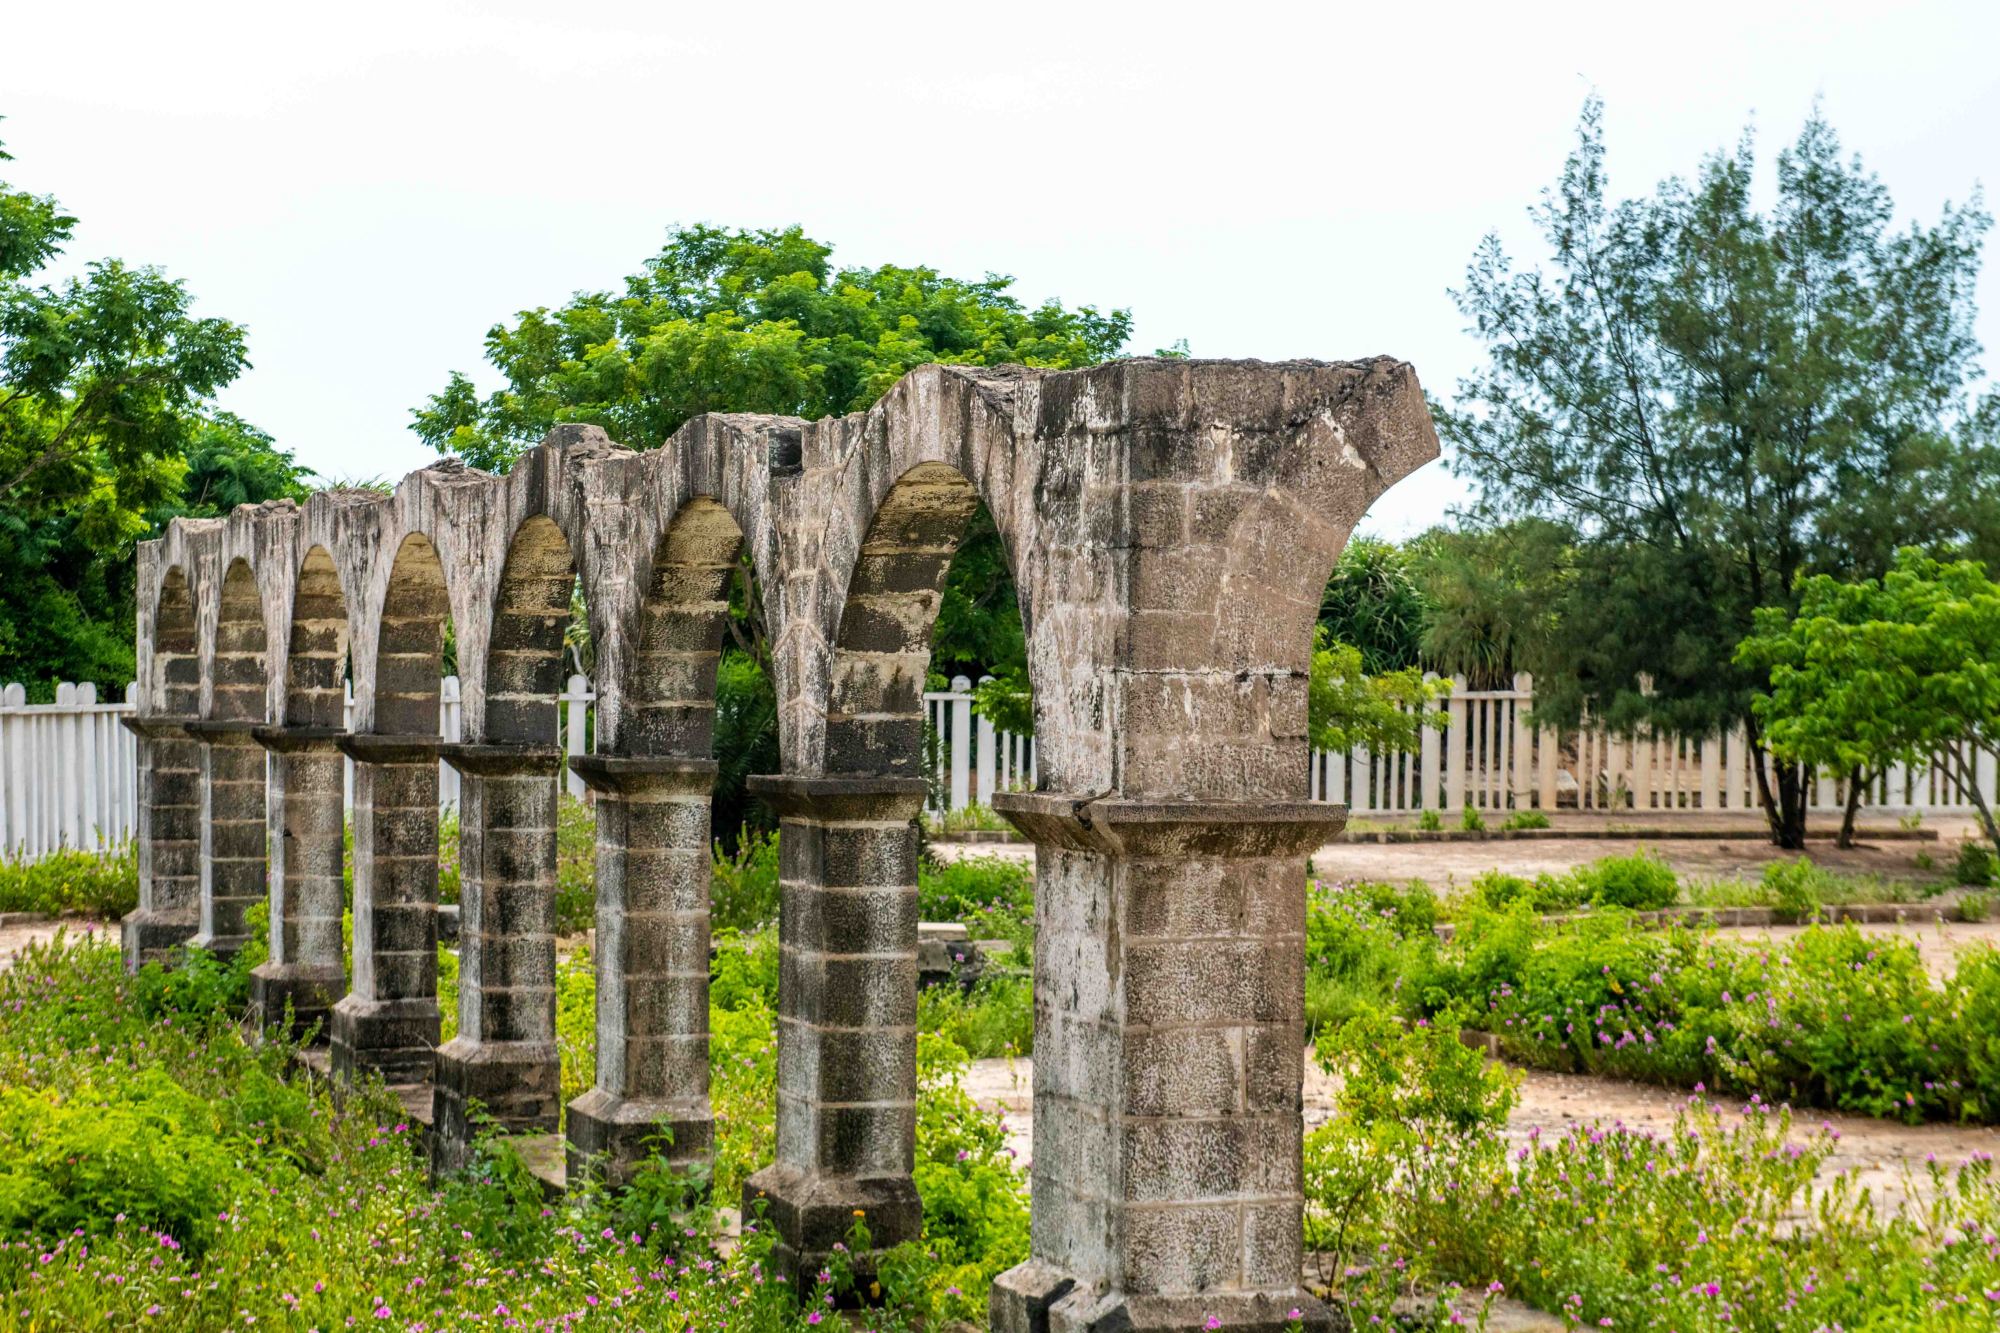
(125, 356), (1437, 1331)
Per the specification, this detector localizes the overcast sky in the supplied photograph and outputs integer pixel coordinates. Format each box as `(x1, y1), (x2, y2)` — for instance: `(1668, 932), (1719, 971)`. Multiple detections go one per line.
(7, 0), (1998, 537)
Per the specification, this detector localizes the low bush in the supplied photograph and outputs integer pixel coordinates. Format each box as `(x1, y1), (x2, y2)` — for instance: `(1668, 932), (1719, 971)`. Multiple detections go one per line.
(1415, 808), (1443, 832)
(1956, 839), (1998, 886)
(710, 824), (780, 932)
(1420, 904), (2000, 1121)
(919, 853), (1033, 946)
(1761, 855), (1826, 921)
(919, 970), (1034, 1058)
(1574, 849), (1679, 910)
(1468, 868), (1586, 915)
(1304, 991), (2000, 1331)
(0, 840), (137, 917)
(1499, 808), (1550, 830)
(1458, 804), (1486, 832)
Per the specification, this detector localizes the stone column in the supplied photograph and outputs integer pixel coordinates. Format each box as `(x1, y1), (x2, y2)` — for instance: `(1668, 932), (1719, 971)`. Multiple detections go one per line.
(566, 755), (719, 1189)
(331, 733), (444, 1085)
(431, 743), (563, 1175)
(742, 775), (926, 1291)
(989, 795), (1345, 1333)
(183, 720), (268, 960)
(119, 716), (203, 971)
(249, 725), (348, 1041)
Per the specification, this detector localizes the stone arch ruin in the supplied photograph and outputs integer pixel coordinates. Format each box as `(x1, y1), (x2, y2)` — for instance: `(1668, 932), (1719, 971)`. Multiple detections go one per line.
(124, 357), (1438, 1333)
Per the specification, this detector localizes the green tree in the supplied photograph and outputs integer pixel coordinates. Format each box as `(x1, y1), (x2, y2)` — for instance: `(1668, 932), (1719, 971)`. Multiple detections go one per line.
(1739, 550), (2000, 849)
(1317, 536), (1431, 675)
(1440, 98), (1998, 847)
(1406, 519), (1573, 690)
(1307, 627), (1451, 756)
(0, 125), (305, 694)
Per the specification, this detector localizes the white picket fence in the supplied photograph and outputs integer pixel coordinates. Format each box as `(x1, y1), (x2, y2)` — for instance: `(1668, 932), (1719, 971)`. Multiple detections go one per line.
(2, 675), (597, 862)
(0, 681), (141, 858)
(9, 667), (1994, 860)
(924, 676), (1035, 815)
(1313, 673), (2000, 817)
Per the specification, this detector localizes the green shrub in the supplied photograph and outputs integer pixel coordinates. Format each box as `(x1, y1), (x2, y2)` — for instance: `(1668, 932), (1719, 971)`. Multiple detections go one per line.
(1415, 808), (1442, 832)
(918, 971), (1034, 1058)
(554, 794), (595, 934)
(0, 1069), (241, 1252)
(919, 853), (1033, 944)
(709, 924), (779, 1012)
(0, 841), (137, 917)
(1500, 808), (1550, 830)
(1468, 869), (1584, 915)
(710, 824), (780, 932)
(1575, 850), (1678, 910)
(1458, 804), (1486, 832)
(1955, 840), (1998, 886)
(1761, 857), (1825, 922)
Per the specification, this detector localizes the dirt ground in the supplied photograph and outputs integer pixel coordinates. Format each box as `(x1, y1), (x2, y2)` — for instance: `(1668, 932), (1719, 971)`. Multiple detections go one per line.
(0, 916), (97, 970)
(1311, 829), (1959, 888)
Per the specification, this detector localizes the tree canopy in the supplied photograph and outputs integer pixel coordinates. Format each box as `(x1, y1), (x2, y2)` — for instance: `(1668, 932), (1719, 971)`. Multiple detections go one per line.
(0, 124), (309, 694)
(1439, 97), (1999, 845)
(412, 224), (1131, 473)
(1739, 549), (2000, 848)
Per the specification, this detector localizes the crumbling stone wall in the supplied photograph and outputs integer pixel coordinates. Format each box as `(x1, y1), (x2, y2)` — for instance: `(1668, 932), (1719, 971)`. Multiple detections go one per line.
(125, 357), (1436, 1333)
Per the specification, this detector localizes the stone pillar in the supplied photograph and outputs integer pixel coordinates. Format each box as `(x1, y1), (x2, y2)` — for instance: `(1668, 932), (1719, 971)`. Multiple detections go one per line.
(119, 716), (203, 971)
(742, 775), (926, 1291)
(430, 743), (563, 1175)
(249, 725), (348, 1041)
(566, 755), (719, 1189)
(331, 733), (443, 1085)
(989, 795), (1345, 1333)
(183, 720), (268, 960)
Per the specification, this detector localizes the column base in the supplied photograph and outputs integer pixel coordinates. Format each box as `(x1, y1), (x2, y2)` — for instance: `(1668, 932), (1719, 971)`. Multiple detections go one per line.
(742, 1163), (922, 1300)
(992, 1266), (1340, 1333)
(429, 1037), (560, 1176)
(330, 994), (440, 1086)
(186, 930), (251, 962)
(120, 909), (197, 973)
(565, 1087), (714, 1191)
(250, 962), (344, 1044)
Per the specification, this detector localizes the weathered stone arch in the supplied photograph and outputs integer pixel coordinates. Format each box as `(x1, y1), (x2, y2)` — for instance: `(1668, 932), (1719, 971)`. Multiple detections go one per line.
(824, 460), (984, 775)
(122, 563), (205, 969)
(285, 544), (349, 728)
(209, 558), (269, 722)
(617, 496), (746, 758)
(373, 531), (453, 737)
(249, 542), (354, 1041)
(118, 357), (1443, 1333)
(152, 566), (201, 716)
(480, 513), (576, 746)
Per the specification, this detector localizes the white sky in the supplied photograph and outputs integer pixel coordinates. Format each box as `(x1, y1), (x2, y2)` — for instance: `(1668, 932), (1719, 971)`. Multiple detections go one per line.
(7, 0), (1998, 538)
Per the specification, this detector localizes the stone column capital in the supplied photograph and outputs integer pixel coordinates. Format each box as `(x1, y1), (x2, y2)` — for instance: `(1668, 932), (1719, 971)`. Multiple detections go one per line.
(746, 774), (926, 823)
(251, 723), (349, 756)
(336, 732), (445, 765)
(121, 713), (197, 741)
(438, 742), (562, 778)
(569, 753), (717, 797)
(992, 791), (1348, 858)
(182, 718), (266, 744)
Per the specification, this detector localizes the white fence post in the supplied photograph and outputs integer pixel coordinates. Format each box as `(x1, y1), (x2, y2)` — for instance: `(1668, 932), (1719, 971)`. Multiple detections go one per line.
(974, 675), (997, 808)
(439, 675), (462, 811)
(0, 680), (139, 860)
(948, 676), (972, 812)
(563, 673), (592, 799)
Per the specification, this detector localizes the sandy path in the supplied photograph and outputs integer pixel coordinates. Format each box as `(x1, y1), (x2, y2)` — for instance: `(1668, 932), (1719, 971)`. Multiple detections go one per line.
(0, 917), (98, 971)
(1311, 832), (1952, 888)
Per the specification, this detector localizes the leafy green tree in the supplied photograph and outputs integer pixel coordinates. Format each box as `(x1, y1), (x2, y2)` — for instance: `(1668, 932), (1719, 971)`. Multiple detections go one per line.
(1317, 536), (1431, 674)
(412, 224), (1129, 470)
(1739, 550), (2000, 849)
(1440, 98), (1998, 847)
(1308, 627), (1451, 756)
(1405, 520), (1574, 690)
(0, 125), (305, 694)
